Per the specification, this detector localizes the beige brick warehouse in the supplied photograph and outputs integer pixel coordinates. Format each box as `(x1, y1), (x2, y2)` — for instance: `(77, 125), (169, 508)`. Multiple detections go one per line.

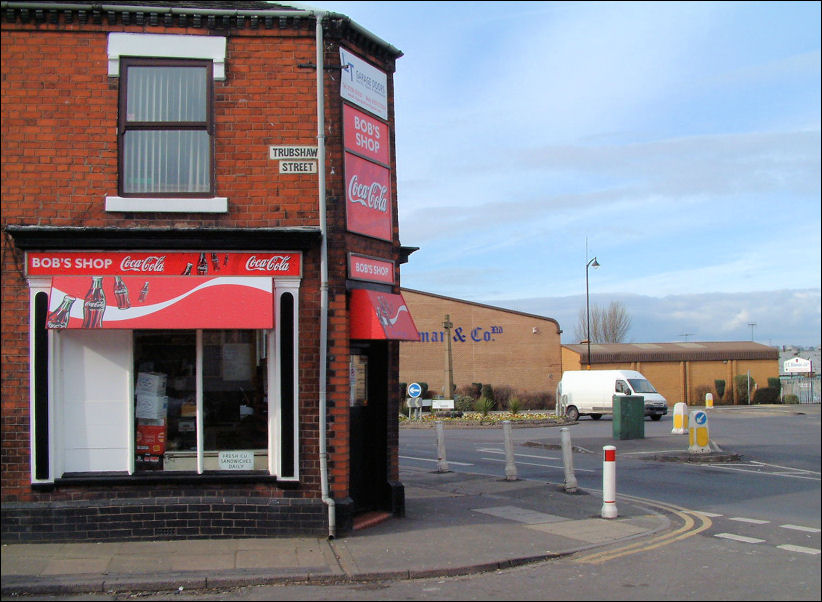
(399, 289), (563, 396)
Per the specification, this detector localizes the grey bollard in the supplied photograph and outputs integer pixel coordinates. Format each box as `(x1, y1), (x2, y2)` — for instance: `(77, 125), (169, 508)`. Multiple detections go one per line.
(503, 420), (518, 481)
(561, 427), (578, 492)
(435, 420), (449, 473)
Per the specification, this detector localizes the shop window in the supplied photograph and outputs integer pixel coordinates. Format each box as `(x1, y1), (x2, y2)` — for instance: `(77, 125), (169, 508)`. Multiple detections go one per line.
(118, 58), (214, 197)
(134, 329), (268, 472)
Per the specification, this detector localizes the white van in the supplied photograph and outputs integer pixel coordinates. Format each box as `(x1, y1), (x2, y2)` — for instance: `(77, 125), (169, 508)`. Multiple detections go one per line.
(556, 370), (668, 421)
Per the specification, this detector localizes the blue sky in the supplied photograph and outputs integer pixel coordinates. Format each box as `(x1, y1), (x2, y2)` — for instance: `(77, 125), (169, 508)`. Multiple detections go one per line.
(299, 1), (821, 347)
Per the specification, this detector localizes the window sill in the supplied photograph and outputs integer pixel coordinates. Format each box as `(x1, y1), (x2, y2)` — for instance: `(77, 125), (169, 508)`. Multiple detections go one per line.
(49, 472), (299, 488)
(106, 196), (228, 213)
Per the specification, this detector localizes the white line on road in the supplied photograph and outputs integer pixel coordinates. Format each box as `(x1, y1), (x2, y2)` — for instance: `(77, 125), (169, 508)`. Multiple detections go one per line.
(780, 524), (821, 533)
(777, 544), (821, 555)
(701, 464), (821, 481)
(480, 456), (596, 472)
(399, 455), (474, 466)
(729, 517), (770, 525)
(477, 447), (560, 460)
(715, 533), (766, 544)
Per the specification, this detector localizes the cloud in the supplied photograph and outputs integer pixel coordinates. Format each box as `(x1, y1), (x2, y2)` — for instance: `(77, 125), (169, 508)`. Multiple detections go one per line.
(490, 289), (821, 348)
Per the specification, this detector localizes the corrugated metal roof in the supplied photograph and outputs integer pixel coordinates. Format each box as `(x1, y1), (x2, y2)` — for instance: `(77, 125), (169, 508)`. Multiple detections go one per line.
(564, 341), (779, 363)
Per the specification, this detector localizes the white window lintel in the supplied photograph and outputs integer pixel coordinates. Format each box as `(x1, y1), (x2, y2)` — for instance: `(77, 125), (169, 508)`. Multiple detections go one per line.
(108, 33), (226, 80)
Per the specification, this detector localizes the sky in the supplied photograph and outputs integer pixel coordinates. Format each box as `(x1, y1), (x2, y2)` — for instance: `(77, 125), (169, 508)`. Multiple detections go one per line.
(298, 1), (821, 347)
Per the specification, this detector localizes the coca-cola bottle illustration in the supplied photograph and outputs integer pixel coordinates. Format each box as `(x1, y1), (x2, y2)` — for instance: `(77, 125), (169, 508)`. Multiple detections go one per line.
(113, 276), (131, 309)
(47, 295), (76, 329)
(138, 281), (150, 302)
(197, 253), (208, 275)
(210, 253), (221, 272)
(181, 262), (193, 275)
(82, 276), (106, 328)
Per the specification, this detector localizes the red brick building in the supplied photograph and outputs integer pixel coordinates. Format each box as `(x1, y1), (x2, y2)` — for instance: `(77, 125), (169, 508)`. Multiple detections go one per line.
(1, 1), (417, 542)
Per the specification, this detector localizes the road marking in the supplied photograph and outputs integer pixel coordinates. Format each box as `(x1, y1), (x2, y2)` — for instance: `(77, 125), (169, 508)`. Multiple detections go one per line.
(399, 455), (474, 466)
(480, 456), (596, 472)
(704, 461), (820, 481)
(573, 496), (712, 564)
(780, 524), (821, 533)
(729, 517), (770, 525)
(715, 533), (766, 544)
(777, 544), (821, 555)
(696, 511), (724, 517)
(477, 447), (560, 460)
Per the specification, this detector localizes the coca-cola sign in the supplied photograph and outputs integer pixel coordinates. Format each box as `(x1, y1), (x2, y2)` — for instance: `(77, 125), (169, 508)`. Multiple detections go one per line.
(27, 251), (301, 277)
(244, 255), (291, 272)
(345, 152), (393, 241)
(120, 255), (166, 273)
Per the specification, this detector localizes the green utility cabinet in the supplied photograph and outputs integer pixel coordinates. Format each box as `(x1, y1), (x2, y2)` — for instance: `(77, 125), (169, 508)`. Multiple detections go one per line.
(612, 395), (645, 440)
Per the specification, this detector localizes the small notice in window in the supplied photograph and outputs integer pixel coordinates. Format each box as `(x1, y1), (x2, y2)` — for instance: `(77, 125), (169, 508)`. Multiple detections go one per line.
(218, 450), (254, 471)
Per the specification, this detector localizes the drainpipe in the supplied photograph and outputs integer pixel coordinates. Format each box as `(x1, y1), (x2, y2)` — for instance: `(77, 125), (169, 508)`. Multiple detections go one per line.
(313, 10), (335, 539)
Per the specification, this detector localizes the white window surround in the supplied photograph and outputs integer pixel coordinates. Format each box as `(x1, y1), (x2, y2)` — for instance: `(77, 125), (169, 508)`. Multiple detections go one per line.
(107, 33), (226, 80)
(26, 275), (302, 482)
(105, 196), (228, 213)
(107, 33), (228, 213)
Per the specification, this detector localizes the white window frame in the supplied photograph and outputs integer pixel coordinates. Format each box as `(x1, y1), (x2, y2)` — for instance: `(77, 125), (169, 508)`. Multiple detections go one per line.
(105, 33), (228, 213)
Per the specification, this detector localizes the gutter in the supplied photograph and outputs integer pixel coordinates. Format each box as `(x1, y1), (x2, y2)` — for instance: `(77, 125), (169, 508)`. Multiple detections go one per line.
(313, 9), (335, 540)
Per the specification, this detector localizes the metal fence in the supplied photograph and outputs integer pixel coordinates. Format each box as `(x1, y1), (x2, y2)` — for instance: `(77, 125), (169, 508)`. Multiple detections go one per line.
(780, 375), (821, 404)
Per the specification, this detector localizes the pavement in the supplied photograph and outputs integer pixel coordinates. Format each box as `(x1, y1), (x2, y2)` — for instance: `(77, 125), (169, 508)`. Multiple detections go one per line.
(0, 410), (754, 597)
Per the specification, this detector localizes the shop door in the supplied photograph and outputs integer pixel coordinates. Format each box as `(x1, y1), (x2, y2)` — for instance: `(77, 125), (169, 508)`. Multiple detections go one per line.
(349, 343), (388, 514)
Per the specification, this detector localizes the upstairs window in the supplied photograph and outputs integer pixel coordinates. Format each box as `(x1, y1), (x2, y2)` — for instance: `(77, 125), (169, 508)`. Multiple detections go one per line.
(119, 58), (214, 197)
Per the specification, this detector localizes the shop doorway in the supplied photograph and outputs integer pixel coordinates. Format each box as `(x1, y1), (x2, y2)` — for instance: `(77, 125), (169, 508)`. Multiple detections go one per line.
(349, 343), (388, 515)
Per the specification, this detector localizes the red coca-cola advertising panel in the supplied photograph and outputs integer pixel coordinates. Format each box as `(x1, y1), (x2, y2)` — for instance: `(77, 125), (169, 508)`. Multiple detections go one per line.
(27, 251), (301, 277)
(48, 275), (273, 329)
(348, 253), (395, 285)
(343, 104), (390, 167)
(345, 152), (393, 242)
(349, 289), (419, 341)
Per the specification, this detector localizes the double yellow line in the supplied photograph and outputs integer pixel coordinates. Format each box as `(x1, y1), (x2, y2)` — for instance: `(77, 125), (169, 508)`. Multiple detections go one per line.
(573, 496), (713, 564)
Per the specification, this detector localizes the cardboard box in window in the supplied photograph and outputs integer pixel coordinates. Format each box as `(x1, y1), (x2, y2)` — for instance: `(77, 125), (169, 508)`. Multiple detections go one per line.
(180, 401), (197, 417)
(136, 372), (167, 396)
(136, 393), (168, 420)
(136, 421), (167, 455)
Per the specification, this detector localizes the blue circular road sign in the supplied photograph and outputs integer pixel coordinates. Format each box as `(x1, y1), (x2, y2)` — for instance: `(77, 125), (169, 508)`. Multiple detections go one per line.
(408, 382), (422, 398)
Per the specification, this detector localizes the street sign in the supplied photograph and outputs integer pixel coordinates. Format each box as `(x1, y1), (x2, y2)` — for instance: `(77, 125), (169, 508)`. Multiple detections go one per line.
(407, 382), (422, 398)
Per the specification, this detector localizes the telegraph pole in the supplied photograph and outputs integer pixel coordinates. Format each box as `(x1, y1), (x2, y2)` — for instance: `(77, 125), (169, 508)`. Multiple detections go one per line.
(443, 314), (454, 398)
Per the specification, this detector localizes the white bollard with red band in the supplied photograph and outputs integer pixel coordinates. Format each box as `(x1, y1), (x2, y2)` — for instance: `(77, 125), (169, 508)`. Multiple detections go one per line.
(601, 445), (618, 519)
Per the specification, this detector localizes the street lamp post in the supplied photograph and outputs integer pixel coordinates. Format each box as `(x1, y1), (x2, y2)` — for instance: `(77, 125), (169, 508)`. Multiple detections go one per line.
(585, 257), (599, 367)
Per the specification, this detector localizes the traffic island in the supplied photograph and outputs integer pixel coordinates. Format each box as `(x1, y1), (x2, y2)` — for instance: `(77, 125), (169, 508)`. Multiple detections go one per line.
(651, 450), (742, 463)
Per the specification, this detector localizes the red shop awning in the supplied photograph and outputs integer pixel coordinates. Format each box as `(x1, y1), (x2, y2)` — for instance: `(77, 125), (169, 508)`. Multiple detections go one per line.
(349, 289), (419, 341)
(48, 276), (273, 329)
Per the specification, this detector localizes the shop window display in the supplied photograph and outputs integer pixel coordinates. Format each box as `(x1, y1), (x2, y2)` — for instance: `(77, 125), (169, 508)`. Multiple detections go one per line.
(134, 329), (267, 472)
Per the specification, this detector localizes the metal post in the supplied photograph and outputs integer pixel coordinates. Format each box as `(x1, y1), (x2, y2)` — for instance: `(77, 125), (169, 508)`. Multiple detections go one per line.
(503, 420), (517, 481)
(585, 257), (599, 367)
(561, 427), (578, 492)
(435, 420), (449, 473)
